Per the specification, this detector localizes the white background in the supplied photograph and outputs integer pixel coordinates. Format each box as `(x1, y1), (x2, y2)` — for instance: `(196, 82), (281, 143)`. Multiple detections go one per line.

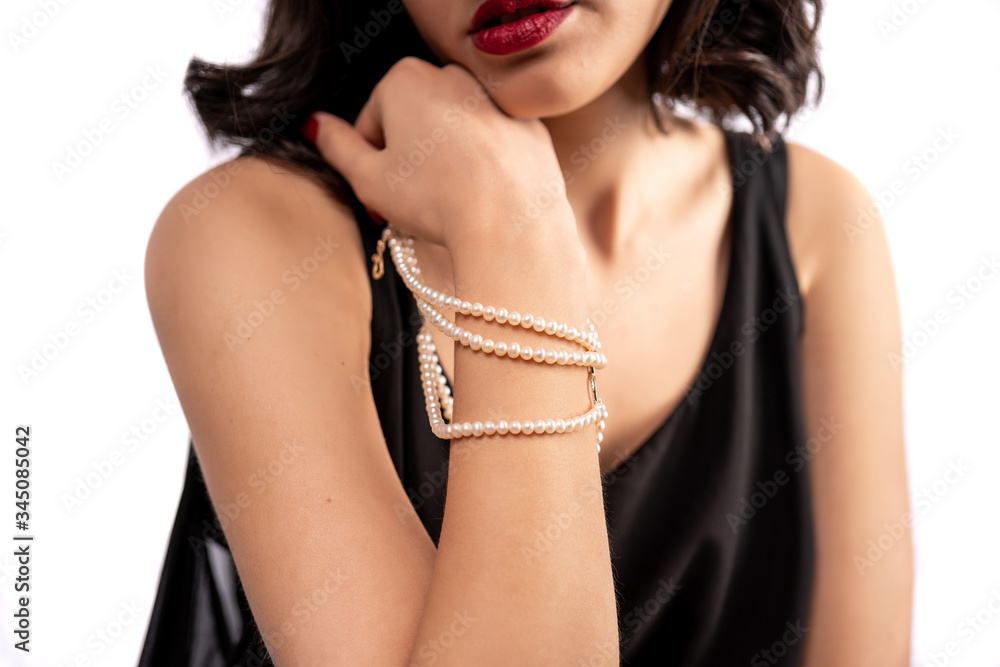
(1, 0), (998, 665)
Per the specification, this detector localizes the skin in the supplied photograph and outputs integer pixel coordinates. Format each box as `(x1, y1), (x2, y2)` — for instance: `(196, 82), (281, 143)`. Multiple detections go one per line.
(144, 0), (912, 664)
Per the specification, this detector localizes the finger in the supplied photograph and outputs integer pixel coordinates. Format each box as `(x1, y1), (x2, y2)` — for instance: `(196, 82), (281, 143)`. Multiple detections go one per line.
(308, 111), (379, 186)
(353, 87), (385, 150)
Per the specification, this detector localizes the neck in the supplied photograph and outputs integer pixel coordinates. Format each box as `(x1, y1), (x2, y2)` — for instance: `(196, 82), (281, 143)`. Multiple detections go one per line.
(541, 59), (692, 263)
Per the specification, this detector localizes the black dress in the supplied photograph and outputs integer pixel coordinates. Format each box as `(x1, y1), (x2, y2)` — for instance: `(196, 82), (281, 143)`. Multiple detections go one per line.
(136, 129), (814, 667)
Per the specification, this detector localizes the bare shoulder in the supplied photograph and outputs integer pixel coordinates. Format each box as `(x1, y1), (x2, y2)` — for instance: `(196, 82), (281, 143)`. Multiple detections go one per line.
(144, 154), (371, 353)
(142, 155), (441, 663)
(783, 140), (895, 304)
(782, 144), (911, 663)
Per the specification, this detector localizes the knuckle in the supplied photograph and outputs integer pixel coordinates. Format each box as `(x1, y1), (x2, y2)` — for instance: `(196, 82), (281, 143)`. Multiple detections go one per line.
(389, 56), (429, 78)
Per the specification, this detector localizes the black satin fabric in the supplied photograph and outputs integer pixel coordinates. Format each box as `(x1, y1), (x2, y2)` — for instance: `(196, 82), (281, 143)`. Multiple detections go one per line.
(137, 130), (814, 666)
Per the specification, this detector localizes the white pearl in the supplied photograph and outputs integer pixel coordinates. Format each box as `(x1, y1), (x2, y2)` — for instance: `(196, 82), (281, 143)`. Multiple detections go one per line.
(543, 419), (555, 434)
(555, 419), (566, 433)
(473, 422), (484, 436)
(483, 306), (496, 321)
(557, 323), (568, 337)
(520, 346), (533, 361)
(508, 342), (520, 359)
(597, 420), (606, 431)
(482, 339), (495, 354)
(484, 422), (496, 435)
(545, 321), (557, 335)
(496, 308), (508, 324)
(533, 347), (546, 363)
(521, 313), (534, 328)
(470, 334), (483, 351)
(533, 317), (546, 332)
(508, 311), (521, 326)
(545, 350), (558, 364)
(460, 331), (472, 346)
(459, 300), (471, 315)
(573, 351), (583, 365)
(470, 302), (483, 317)
(522, 421), (534, 435)
(557, 351), (569, 365)
(597, 432), (604, 444)
(509, 421), (522, 435)
(497, 420), (509, 435)
(495, 341), (507, 356)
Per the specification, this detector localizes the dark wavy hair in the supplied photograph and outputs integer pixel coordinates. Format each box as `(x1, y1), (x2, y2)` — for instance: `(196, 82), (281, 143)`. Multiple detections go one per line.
(185, 0), (823, 203)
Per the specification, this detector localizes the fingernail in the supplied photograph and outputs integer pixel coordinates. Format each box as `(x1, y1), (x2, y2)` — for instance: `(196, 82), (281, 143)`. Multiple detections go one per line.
(301, 112), (319, 143)
(364, 206), (386, 226)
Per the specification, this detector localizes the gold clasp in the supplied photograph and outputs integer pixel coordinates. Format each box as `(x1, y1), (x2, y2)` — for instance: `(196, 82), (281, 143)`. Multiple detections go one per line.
(371, 238), (386, 280)
(589, 365), (600, 404)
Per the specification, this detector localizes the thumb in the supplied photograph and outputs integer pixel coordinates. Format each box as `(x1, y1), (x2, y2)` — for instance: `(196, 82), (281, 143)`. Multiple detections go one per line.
(302, 111), (378, 187)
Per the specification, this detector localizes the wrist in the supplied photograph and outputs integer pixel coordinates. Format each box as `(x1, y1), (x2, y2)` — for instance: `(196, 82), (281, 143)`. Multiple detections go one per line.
(448, 216), (587, 288)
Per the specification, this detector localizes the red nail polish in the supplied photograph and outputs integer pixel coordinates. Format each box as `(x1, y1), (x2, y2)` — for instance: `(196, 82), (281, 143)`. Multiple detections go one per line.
(365, 206), (386, 226)
(301, 113), (319, 143)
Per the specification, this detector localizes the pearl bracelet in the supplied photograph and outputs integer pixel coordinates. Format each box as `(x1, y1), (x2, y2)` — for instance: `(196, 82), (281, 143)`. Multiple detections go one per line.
(418, 330), (608, 448)
(382, 228), (602, 353)
(372, 223), (608, 452)
(415, 298), (608, 368)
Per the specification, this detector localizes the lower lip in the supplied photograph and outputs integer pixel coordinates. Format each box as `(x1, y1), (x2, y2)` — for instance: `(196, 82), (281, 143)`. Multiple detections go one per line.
(470, 6), (574, 56)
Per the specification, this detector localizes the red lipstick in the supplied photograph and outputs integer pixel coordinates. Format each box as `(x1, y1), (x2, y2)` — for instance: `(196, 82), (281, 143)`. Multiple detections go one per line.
(469, 0), (575, 56)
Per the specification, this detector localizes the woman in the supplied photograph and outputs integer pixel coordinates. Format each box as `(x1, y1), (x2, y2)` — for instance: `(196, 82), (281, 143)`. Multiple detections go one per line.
(137, 0), (912, 664)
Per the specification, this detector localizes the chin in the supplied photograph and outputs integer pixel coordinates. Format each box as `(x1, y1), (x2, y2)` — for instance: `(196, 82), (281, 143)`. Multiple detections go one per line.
(458, 44), (625, 120)
(485, 70), (604, 119)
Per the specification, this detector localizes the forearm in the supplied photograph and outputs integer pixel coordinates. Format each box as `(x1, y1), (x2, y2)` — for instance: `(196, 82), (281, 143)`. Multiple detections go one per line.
(406, 223), (620, 665)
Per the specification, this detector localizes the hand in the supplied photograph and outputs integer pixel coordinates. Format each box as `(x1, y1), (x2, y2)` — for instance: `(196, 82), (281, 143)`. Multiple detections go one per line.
(306, 57), (575, 252)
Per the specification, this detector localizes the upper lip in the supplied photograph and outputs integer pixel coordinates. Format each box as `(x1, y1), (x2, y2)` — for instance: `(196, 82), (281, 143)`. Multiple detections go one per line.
(468, 0), (574, 33)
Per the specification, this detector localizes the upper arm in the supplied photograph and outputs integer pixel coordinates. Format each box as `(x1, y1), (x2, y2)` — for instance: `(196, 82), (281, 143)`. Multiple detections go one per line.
(784, 142), (912, 664)
(144, 157), (436, 665)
